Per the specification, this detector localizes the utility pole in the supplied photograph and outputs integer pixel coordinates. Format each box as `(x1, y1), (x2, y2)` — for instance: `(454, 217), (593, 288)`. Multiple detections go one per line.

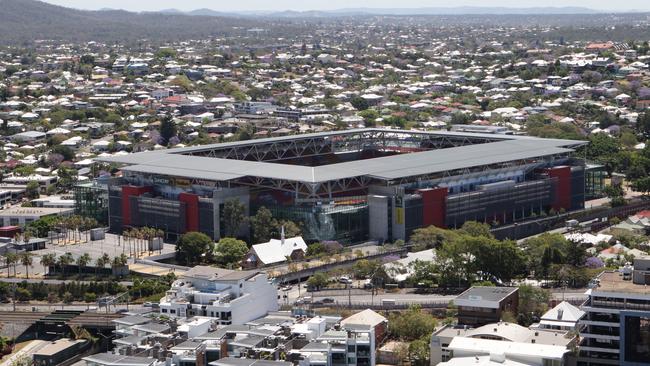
(348, 274), (352, 308)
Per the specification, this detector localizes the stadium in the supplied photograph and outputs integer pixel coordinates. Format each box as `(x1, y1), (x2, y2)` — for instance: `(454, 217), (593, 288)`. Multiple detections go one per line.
(96, 128), (593, 243)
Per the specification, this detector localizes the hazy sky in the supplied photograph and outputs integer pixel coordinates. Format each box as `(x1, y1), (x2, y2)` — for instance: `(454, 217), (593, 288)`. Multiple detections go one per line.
(40, 0), (650, 12)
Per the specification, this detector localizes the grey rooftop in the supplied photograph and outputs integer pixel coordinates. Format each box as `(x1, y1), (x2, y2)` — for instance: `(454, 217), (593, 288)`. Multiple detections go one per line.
(96, 128), (586, 184)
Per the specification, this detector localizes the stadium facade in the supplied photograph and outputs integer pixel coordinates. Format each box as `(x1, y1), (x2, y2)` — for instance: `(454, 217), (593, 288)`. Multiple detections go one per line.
(96, 128), (591, 243)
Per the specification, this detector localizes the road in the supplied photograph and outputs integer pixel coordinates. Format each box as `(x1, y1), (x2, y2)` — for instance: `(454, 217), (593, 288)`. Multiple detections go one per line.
(278, 284), (588, 306)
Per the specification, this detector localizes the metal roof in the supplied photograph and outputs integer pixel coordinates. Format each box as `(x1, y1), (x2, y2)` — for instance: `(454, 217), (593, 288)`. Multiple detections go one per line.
(96, 129), (585, 184)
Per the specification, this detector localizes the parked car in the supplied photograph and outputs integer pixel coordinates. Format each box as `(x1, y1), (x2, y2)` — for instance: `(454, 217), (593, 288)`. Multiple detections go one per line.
(322, 297), (335, 304)
(339, 276), (352, 284)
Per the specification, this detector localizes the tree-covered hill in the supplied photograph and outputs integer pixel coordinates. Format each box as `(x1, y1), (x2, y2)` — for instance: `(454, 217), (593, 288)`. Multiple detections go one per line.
(0, 0), (259, 44)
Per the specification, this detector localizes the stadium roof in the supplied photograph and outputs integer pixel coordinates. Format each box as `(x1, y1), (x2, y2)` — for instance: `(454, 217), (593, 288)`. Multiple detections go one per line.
(96, 129), (586, 184)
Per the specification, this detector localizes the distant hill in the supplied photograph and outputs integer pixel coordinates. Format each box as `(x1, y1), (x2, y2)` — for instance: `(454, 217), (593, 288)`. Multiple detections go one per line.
(328, 6), (602, 15)
(0, 0), (258, 44)
(156, 6), (603, 18)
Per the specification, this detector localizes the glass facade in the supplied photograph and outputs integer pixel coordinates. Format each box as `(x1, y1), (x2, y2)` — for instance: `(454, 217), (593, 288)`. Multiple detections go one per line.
(585, 164), (606, 200)
(251, 199), (368, 243)
(624, 315), (650, 364)
(73, 181), (109, 225)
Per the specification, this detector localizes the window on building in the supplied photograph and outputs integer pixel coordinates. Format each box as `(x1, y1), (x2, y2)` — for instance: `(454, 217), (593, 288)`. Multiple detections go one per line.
(624, 315), (650, 363)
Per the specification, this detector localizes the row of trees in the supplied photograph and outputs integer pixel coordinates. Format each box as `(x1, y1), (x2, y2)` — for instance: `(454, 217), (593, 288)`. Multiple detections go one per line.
(405, 222), (600, 289)
(122, 227), (165, 257)
(0, 280), (126, 304)
(220, 200), (302, 244)
(26, 214), (99, 242)
(175, 232), (249, 268)
(1, 248), (129, 280)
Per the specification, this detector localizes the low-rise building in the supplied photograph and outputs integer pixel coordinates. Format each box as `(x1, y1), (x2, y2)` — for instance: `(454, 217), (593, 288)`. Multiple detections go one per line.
(0, 206), (74, 227)
(533, 301), (584, 332)
(454, 287), (519, 326)
(159, 266), (278, 325)
(430, 322), (575, 366)
(243, 232), (307, 268)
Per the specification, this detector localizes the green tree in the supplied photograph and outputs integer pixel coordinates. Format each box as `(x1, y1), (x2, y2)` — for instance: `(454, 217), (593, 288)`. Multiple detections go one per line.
(176, 232), (214, 266)
(459, 221), (493, 238)
(76, 253), (91, 276)
(250, 206), (275, 243)
(51, 145), (75, 161)
(20, 252), (33, 279)
(57, 252), (74, 277)
(40, 253), (56, 276)
(388, 305), (437, 341)
(278, 220), (301, 238)
(159, 116), (177, 146)
(587, 134), (621, 171)
(517, 285), (550, 326)
(306, 272), (329, 290)
(408, 338), (430, 366)
(26, 181), (40, 199)
(603, 183), (626, 207)
(306, 242), (326, 257)
(637, 112), (650, 139)
(57, 166), (78, 191)
(84, 292), (97, 303)
(155, 48), (177, 59)
(27, 215), (58, 237)
(352, 259), (384, 280)
(358, 109), (379, 127)
(95, 253), (110, 276)
(5, 252), (18, 277)
(350, 96), (369, 111)
(15, 287), (31, 302)
(214, 237), (248, 268)
(222, 199), (247, 238)
(409, 226), (460, 251)
(410, 260), (438, 288)
(632, 177), (650, 195)
(62, 291), (74, 304)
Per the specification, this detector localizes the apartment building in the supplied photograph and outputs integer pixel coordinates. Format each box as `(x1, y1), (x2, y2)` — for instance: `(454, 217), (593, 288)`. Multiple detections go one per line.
(84, 309), (383, 366)
(159, 266), (278, 325)
(430, 322), (574, 366)
(578, 257), (650, 366)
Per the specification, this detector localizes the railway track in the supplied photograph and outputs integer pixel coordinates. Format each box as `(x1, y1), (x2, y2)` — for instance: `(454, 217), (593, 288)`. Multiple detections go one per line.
(0, 311), (123, 325)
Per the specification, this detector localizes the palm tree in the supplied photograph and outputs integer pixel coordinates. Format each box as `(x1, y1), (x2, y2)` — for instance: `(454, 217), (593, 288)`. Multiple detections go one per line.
(5, 253), (18, 278)
(97, 252), (110, 285)
(57, 252), (74, 277)
(112, 253), (128, 267)
(123, 229), (132, 256)
(156, 229), (165, 254)
(40, 253), (56, 276)
(76, 253), (91, 276)
(20, 252), (33, 279)
(111, 253), (129, 277)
